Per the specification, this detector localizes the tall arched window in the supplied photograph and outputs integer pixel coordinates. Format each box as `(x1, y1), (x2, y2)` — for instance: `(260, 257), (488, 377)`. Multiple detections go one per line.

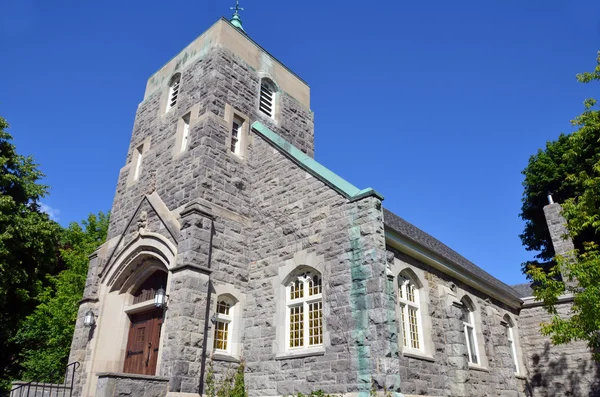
(504, 315), (519, 373)
(461, 297), (479, 364)
(213, 296), (235, 353)
(259, 78), (277, 119)
(286, 271), (323, 349)
(398, 275), (422, 350)
(167, 73), (181, 112)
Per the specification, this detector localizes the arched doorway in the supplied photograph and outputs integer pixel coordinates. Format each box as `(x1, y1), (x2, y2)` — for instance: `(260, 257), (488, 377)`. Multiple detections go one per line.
(123, 270), (167, 375)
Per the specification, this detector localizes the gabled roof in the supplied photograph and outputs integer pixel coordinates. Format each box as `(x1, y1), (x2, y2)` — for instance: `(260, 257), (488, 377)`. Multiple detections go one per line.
(384, 208), (523, 307)
(252, 121), (522, 307)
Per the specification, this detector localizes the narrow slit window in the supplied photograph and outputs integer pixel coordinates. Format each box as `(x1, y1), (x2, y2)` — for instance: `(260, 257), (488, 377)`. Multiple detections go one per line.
(167, 74), (181, 112)
(231, 117), (243, 156)
(259, 79), (276, 119)
(133, 145), (143, 180)
(181, 113), (190, 152)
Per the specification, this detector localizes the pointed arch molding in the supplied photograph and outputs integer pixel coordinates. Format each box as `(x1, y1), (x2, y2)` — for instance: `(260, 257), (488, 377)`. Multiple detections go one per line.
(100, 193), (179, 286)
(102, 231), (177, 290)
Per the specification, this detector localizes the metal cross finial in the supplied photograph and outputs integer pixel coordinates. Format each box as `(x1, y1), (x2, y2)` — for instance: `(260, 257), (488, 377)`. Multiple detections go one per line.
(230, 0), (243, 15)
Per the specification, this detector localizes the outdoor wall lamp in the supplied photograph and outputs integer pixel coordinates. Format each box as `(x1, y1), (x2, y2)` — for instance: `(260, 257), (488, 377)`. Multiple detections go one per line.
(154, 287), (168, 308)
(83, 309), (96, 327)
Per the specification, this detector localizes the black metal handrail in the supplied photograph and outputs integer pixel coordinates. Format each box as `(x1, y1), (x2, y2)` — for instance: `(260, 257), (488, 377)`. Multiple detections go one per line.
(6, 362), (80, 397)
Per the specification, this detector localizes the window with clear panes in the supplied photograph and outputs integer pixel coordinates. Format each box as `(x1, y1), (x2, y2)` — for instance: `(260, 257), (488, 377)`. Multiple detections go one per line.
(398, 276), (422, 351)
(461, 300), (479, 364)
(286, 272), (323, 349)
(230, 116), (243, 156)
(213, 298), (234, 353)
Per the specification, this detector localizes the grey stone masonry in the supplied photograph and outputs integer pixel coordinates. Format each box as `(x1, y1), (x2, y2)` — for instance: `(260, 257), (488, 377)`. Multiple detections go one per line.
(519, 303), (600, 396)
(95, 373), (168, 397)
(386, 248), (527, 397)
(159, 201), (214, 393)
(543, 203), (575, 257)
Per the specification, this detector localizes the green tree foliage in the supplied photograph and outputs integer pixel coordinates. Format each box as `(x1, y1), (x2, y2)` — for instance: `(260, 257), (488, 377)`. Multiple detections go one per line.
(231, 360), (247, 397)
(14, 212), (109, 381)
(522, 52), (600, 360)
(0, 116), (61, 389)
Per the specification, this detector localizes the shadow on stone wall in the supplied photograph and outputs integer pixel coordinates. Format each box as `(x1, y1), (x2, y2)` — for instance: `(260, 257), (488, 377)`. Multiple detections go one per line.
(526, 342), (600, 397)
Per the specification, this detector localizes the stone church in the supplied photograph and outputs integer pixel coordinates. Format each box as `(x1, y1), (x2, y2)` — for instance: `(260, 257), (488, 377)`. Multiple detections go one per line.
(62, 12), (598, 397)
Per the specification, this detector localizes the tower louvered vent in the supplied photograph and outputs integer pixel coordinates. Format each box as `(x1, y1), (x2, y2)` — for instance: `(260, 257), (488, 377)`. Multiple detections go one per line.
(259, 80), (275, 118)
(167, 74), (181, 112)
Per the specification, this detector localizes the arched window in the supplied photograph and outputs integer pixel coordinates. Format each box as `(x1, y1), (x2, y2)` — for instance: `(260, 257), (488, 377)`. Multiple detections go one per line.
(259, 78), (277, 119)
(213, 296), (235, 353)
(461, 297), (479, 364)
(504, 315), (519, 373)
(286, 271), (322, 349)
(398, 275), (422, 350)
(167, 73), (181, 112)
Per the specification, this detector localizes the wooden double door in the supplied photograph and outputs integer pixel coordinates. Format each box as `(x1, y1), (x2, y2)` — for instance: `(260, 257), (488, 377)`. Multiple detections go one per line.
(123, 309), (163, 375)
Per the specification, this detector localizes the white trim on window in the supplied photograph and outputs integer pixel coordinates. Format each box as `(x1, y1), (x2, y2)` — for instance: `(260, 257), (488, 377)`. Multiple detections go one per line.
(230, 117), (243, 156)
(398, 276), (424, 352)
(505, 316), (520, 374)
(462, 301), (480, 365)
(285, 272), (323, 350)
(213, 297), (235, 354)
(180, 113), (190, 152)
(133, 145), (143, 181)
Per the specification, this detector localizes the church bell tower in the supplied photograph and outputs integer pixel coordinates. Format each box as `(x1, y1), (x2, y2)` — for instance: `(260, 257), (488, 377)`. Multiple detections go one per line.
(68, 8), (316, 396)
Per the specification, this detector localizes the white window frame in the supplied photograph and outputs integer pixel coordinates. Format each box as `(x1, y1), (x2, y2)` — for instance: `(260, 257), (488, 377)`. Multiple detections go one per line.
(259, 79), (276, 119)
(285, 272), (323, 350)
(398, 276), (424, 352)
(462, 303), (480, 365)
(166, 74), (181, 112)
(133, 145), (143, 181)
(213, 297), (235, 354)
(230, 117), (243, 156)
(180, 113), (190, 152)
(506, 321), (519, 374)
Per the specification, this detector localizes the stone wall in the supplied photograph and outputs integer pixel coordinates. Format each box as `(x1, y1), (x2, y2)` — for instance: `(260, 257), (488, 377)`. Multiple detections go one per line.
(519, 302), (600, 397)
(94, 373), (168, 397)
(387, 249), (527, 397)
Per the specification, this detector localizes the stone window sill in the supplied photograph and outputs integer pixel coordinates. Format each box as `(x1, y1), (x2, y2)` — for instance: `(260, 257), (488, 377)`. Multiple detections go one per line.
(402, 350), (435, 363)
(515, 373), (527, 380)
(212, 353), (240, 364)
(468, 363), (490, 372)
(275, 347), (325, 360)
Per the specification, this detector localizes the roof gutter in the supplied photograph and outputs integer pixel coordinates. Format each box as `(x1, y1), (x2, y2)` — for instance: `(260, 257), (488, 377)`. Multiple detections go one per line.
(385, 228), (523, 309)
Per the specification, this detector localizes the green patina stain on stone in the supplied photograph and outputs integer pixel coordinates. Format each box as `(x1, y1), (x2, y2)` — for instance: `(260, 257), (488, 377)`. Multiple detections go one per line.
(348, 215), (373, 397)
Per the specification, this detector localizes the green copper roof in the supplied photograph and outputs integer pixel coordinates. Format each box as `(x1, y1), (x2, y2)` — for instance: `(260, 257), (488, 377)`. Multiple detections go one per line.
(251, 121), (384, 202)
(229, 1), (244, 32)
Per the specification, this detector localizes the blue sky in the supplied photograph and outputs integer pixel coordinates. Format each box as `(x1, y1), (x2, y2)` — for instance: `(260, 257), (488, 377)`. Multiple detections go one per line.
(1, 0), (599, 286)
